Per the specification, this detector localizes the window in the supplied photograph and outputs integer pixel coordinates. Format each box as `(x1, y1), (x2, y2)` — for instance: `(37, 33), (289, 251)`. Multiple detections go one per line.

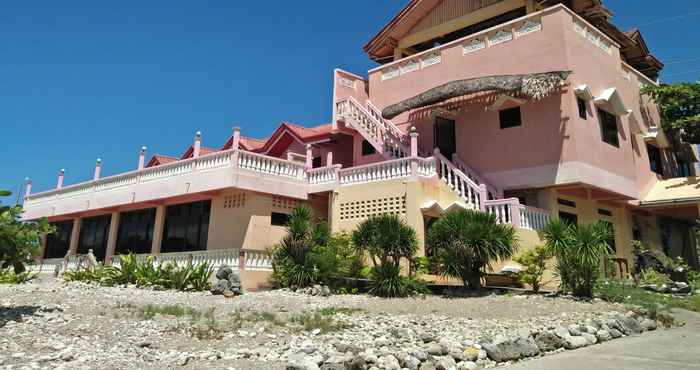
(558, 211), (578, 225)
(557, 198), (576, 208)
(597, 108), (619, 147)
(77, 215), (112, 261)
(576, 97), (587, 119)
(679, 161), (691, 177)
(646, 144), (663, 175)
(598, 208), (613, 217)
(499, 107), (522, 129)
(361, 140), (376, 156)
(161, 200), (211, 253)
(271, 212), (290, 226)
(116, 208), (156, 255)
(44, 220), (73, 259)
(312, 156), (322, 168)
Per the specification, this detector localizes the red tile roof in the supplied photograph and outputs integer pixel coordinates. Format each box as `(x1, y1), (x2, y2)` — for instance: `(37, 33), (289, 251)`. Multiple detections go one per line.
(146, 154), (178, 168)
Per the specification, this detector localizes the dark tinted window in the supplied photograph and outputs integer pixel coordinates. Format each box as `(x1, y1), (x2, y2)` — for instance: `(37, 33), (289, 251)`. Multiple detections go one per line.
(499, 107), (522, 129)
(271, 212), (290, 226)
(597, 208), (613, 217)
(161, 200), (211, 253)
(577, 97), (587, 119)
(597, 108), (619, 147)
(312, 156), (322, 168)
(559, 211), (578, 225)
(45, 220), (73, 259)
(77, 215), (112, 261)
(557, 198), (576, 208)
(116, 208), (156, 255)
(361, 140), (376, 156)
(647, 144), (663, 175)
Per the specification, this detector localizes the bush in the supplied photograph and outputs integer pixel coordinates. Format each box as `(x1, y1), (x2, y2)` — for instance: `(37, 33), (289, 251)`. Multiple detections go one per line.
(426, 209), (517, 290)
(0, 267), (36, 284)
(513, 245), (551, 293)
(639, 268), (672, 286)
(63, 253), (213, 291)
(541, 219), (612, 298)
(353, 214), (427, 297)
(0, 201), (55, 274)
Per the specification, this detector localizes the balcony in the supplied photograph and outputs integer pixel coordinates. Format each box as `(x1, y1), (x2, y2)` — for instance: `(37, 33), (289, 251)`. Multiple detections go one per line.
(367, 4), (620, 112)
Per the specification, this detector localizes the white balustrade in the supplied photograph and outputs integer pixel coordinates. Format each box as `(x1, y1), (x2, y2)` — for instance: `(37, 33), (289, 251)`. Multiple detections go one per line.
(434, 151), (483, 210)
(452, 153), (500, 199)
(308, 166), (339, 185)
(237, 150), (306, 180)
(485, 199), (550, 230)
(519, 205), (550, 230)
(244, 250), (273, 271)
(194, 150), (232, 171)
(339, 158), (412, 185)
(485, 199), (518, 225)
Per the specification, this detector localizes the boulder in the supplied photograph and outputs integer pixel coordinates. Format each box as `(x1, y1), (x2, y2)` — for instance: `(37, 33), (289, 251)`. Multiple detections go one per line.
(595, 330), (612, 342)
(216, 265), (233, 280)
(562, 336), (588, 349)
(222, 289), (235, 298)
(403, 355), (421, 370)
(514, 336), (540, 358)
(482, 339), (521, 363)
(376, 355), (401, 370)
(640, 319), (657, 331)
(346, 356), (366, 370)
(609, 329), (622, 338)
(435, 356), (457, 370)
(614, 314), (643, 335)
(581, 333), (597, 345)
(567, 324), (581, 336)
(210, 280), (230, 295)
(462, 346), (480, 361)
(457, 361), (477, 370)
(321, 285), (331, 297)
(534, 332), (564, 352)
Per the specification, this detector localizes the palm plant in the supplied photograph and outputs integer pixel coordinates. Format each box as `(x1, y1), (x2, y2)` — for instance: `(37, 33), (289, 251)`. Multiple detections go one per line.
(426, 209), (517, 290)
(541, 219), (613, 298)
(271, 205), (318, 288)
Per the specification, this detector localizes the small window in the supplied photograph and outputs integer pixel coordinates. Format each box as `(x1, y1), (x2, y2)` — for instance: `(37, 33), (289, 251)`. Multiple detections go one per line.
(646, 144), (663, 175)
(361, 140), (376, 156)
(557, 198), (576, 208)
(559, 211), (578, 225)
(499, 107), (522, 129)
(576, 97), (587, 119)
(598, 208), (613, 217)
(271, 212), (290, 227)
(597, 108), (619, 147)
(312, 156), (322, 168)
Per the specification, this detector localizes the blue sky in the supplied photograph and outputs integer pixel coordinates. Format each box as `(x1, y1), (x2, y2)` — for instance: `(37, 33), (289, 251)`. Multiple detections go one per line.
(1, 1), (699, 198)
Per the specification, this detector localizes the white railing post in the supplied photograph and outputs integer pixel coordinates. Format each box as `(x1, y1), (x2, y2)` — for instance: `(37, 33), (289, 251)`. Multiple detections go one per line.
(24, 178), (32, 198)
(93, 159), (102, 181)
(56, 169), (65, 190)
(511, 202), (522, 229)
(138, 146), (147, 170)
(478, 184), (487, 211)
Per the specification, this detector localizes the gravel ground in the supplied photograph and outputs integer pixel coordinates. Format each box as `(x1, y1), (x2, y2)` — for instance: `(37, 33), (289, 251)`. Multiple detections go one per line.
(0, 276), (650, 370)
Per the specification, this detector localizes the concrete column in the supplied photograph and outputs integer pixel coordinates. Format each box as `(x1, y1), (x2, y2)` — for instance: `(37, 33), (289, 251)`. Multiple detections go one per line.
(56, 169), (65, 190)
(68, 218), (82, 255)
(93, 159), (102, 181)
(305, 144), (313, 169)
(410, 127), (418, 157)
(326, 151), (333, 166)
(39, 234), (48, 261)
(193, 131), (202, 158)
(105, 212), (120, 264)
(24, 178), (32, 198)
(478, 184), (488, 211)
(232, 127), (241, 149)
(138, 146), (147, 170)
(404, 181), (425, 257)
(151, 205), (166, 255)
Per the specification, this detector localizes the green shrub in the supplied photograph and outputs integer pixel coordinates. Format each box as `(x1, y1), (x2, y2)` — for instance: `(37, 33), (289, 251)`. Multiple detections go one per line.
(639, 268), (672, 286)
(0, 267), (36, 284)
(426, 209), (517, 290)
(513, 245), (551, 293)
(63, 253), (213, 291)
(541, 219), (612, 298)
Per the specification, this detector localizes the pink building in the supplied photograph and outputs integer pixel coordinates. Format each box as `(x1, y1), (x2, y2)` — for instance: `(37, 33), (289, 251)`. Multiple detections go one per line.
(23, 0), (700, 288)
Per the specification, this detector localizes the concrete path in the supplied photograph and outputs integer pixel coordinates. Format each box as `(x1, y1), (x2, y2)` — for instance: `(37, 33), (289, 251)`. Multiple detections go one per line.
(510, 309), (700, 370)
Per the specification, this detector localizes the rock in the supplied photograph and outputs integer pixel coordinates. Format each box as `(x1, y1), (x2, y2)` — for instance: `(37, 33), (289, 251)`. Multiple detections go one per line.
(216, 265), (233, 280)
(534, 331), (565, 352)
(210, 280), (230, 295)
(640, 319), (657, 331)
(435, 356), (457, 370)
(223, 289), (235, 298)
(410, 349), (429, 362)
(583, 325), (598, 334)
(673, 282), (691, 294)
(346, 356), (366, 370)
(609, 329), (622, 338)
(427, 343), (445, 356)
(320, 364), (345, 370)
(462, 346), (480, 361)
(288, 353), (321, 370)
(595, 330), (612, 342)
(403, 355), (421, 370)
(515, 336), (540, 357)
(614, 314), (643, 335)
(581, 333), (597, 345)
(457, 361), (477, 370)
(449, 350), (466, 362)
(419, 332), (435, 343)
(553, 326), (570, 339)
(321, 285), (331, 297)
(567, 324), (581, 336)
(562, 335), (588, 349)
(482, 339), (521, 363)
(419, 362), (437, 370)
(376, 355), (400, 370)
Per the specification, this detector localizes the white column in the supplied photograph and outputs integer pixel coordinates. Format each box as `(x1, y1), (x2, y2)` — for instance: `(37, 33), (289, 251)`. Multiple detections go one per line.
(24, 178), (32, 198)
(305, 144), (313, 169)
(56, 169), (65, 190)
(138, 146), (147, 170)
(68, 218), (81, 255)
(151, 205), (166, 255)
(105, 212), (120, 264)
(93, 159), (102, 180)
(193, 131), (202, 158)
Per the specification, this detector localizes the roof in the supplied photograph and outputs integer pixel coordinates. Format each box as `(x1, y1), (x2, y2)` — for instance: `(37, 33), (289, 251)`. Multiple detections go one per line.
(180, 145), (219, 159)
(639, 177), (700, 206)
(146, 155), (178, 168)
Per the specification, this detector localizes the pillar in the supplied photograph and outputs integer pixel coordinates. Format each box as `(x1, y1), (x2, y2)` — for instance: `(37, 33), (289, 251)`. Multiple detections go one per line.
(410, 127), (418, 157)
(105, 212), (120, 264)
(305, 144), (313, 169)
(151, 205), (166, 255)
(68, 218), (82, 255)
(326, 151), (333, 166)
(193, 131), (202, 158)
(93, 159), (102, 181)
(56, 169), (65, 190)
(24, 178), (32, 198)
(232, 127), (241, 150)
(138, 146), (147, 170)
(478, 184), (488, 211)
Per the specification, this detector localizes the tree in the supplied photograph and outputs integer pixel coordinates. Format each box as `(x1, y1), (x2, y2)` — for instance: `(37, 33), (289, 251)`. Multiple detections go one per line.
(271, 205), (318, 287)
(0, 190), (55, 273)
(540, 219), (613, 298)
(642, 82), (700, 143)
(513, 245), (551, 293)
(426, 209), (518, 290)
